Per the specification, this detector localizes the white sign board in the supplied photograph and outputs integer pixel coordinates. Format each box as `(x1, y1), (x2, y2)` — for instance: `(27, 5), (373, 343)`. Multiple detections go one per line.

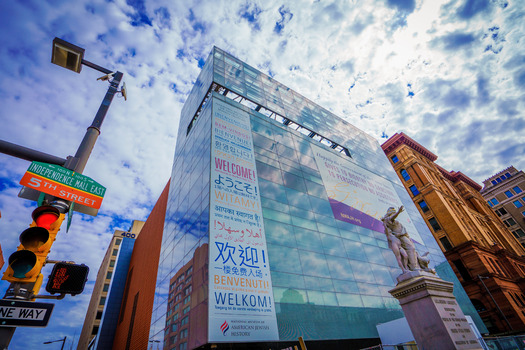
(208, 99), (279, 341)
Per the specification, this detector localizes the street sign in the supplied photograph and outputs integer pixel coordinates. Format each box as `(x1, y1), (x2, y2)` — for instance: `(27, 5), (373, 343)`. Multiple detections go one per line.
(0, 299), (54, 327)
(19, 161), (106, 215)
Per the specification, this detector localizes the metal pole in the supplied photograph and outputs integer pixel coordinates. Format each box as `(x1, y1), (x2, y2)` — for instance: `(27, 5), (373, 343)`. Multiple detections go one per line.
(61, 336), (67, 350)
(478, 275), (513, 331)
(0, 139), (67, 165)
(69, 71), (123, 174)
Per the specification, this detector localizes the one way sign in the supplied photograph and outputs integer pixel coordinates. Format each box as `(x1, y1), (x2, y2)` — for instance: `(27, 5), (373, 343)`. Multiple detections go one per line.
(0, 299), (54, 327)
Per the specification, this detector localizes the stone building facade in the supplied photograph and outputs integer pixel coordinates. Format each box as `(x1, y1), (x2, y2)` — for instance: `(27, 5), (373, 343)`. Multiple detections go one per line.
(382, 132), (525, 333)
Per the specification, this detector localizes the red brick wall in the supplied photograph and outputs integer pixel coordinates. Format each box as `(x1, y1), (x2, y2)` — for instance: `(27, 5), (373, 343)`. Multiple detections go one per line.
(112, 181), (170, 350)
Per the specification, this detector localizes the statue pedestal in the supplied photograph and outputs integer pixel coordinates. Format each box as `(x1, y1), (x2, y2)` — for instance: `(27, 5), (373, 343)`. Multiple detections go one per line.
(389, 270), (482, 350)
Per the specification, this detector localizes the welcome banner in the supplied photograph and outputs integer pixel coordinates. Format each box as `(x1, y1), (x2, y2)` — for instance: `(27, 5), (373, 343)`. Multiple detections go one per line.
(208, 99), (279, 342)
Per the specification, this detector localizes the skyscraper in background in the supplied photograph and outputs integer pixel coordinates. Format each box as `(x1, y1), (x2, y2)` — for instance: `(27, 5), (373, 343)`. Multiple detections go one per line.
(148, 47), (485, 349)
(78, 221), (144, 349)
(481, 166), (525, 247)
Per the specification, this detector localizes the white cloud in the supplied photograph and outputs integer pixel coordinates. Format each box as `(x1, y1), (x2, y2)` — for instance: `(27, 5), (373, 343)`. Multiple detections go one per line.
(0, 0), (524, 347)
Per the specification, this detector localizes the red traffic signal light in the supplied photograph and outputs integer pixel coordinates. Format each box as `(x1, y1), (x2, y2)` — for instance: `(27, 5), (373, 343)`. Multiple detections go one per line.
(3, 205), (64, 283)
(46, 262), (89, 295)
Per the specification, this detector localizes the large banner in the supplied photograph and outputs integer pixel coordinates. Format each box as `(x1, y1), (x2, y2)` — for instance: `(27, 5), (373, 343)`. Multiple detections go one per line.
(313, 145), (423, 244)
(208, 99), (279, 342)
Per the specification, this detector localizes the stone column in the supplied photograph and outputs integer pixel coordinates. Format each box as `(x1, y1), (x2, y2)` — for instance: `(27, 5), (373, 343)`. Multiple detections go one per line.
(389, 270), (483, 350)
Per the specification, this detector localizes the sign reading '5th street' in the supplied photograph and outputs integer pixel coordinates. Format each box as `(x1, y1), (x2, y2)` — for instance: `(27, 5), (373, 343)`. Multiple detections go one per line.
(20, 162), (106, 209)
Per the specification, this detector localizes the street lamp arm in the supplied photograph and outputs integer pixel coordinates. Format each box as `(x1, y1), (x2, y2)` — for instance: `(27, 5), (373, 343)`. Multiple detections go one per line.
(81, 59), (113, 75)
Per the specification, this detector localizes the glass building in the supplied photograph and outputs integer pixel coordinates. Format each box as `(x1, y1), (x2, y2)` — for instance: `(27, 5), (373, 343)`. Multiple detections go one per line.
(149, 47), (485, 349)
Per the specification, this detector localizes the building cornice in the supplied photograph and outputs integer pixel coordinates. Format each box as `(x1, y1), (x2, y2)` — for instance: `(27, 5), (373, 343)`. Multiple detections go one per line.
(435, 165), (483, 191)
(381, 132), (438, 161)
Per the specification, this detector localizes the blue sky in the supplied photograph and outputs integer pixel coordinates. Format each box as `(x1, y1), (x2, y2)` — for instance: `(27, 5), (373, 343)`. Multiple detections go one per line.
(0, 0), (524, 348)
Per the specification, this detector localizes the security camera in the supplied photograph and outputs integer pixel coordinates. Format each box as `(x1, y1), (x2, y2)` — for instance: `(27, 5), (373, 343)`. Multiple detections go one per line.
(97, 72), (115, 81)
(120, 82), (127, 101)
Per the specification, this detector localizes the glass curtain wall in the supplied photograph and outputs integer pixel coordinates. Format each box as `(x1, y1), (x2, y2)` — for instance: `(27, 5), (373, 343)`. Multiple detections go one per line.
(150, 47), (485, 347)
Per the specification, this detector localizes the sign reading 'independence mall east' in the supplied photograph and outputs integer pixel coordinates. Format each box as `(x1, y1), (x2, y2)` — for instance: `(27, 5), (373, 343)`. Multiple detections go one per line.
(208, 99), (279, 342)
(20, 161), (106, 210)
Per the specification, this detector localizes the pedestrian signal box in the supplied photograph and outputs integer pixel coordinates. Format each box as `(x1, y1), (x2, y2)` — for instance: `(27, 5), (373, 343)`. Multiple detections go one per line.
(46, 262), (89, 295)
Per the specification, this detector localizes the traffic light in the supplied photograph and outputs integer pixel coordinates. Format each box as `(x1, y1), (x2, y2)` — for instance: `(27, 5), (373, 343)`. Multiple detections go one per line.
(46, 262), (89, 295)
(2, 205), (65, 283)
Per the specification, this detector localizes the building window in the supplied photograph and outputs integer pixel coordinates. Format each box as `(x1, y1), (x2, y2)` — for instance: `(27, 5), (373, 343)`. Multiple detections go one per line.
(103, 284), (109, 292)
(99, 297), (106, 305)
(470, 299), (487, 312)
(400, 169), (410, 181)
(180, 316), (189, 326)
(186, 266), (193, 275)
(505, 190), (514, 198)
(418, 200), (429, 213)
(496, 178), (503, 183)
(452, 259), (471, 281)
(522, 210), (525, 217)
(112, 249), (118, 256)
(115, 239), (122, 246)
(490, 198), (499, 206)
(179, 342), (187, 350)
(96, 311), (103, 319)
(170, 335), (177, 345)
(110, 260), (115, 267)
(491, 180), (498, 185)
(106, 271), (112, 280)
(183, 306), (190, 315)
(495, 208), (508, 216)
(183, 295), (191, 304)
(514, 186), (523, 194)
(180, 328), (188, 339)
(391, 155), (399, 164)
(440, 236), (453, 251)
(514, 200), (523, 208)
(428, 218), (441, 231)
(504, 218), (517, 227)
(512, 229), (525, 239)
(92, 325), (99, 335)
(505, 172), (512, 178)
(172, 323), (178, 332)
(409, 185), (419, 196)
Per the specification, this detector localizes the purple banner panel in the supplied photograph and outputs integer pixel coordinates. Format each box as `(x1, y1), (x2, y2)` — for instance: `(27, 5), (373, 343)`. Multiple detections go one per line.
(329, 198), (385, 233)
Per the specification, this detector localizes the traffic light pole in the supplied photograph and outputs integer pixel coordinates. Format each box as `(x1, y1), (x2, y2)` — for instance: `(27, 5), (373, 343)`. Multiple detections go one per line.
(63, 71), (123, 175)
(0, 68), (123, 349)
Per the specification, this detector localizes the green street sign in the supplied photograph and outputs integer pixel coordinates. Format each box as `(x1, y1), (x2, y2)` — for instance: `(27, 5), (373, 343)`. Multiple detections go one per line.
(19, 162), (106, 216)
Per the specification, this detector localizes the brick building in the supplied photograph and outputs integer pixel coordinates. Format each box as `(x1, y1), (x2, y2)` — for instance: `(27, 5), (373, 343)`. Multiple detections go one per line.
(481, 166), (525, 248)
(382, 132), (525, 333)
(110, 181), (170, 350)
(164, 244), (208, 349)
